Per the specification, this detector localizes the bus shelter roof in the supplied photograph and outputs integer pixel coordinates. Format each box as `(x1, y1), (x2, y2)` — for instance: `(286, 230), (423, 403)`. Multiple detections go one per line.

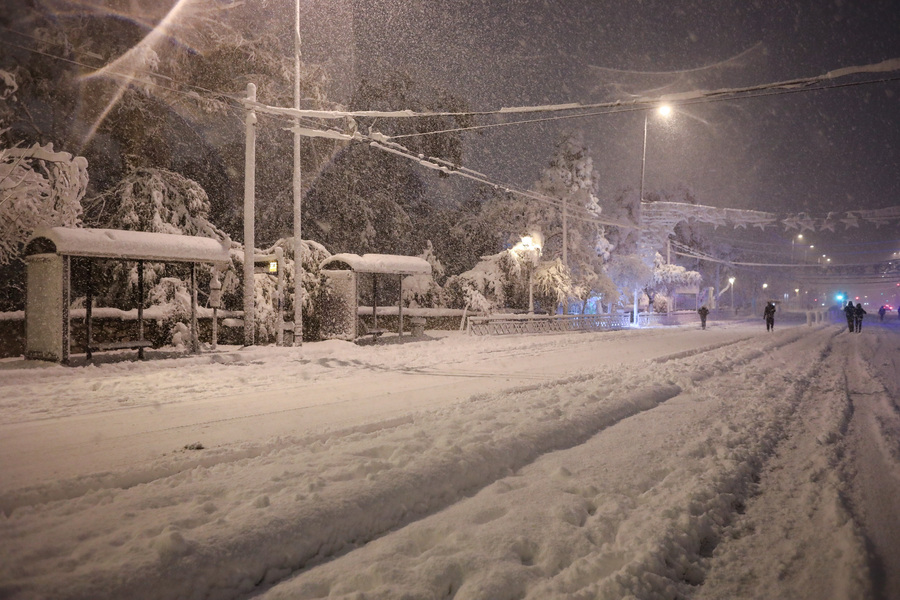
(320, 253), (431, 276)
(25, 227), (231, 264)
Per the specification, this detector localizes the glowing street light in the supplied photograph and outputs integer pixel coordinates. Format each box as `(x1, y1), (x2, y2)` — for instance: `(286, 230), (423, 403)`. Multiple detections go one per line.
(639, 104), (673, 203)
(513, 234), (542, 315)
(791, 234), (803, 263)
(728, 276), (736, 309)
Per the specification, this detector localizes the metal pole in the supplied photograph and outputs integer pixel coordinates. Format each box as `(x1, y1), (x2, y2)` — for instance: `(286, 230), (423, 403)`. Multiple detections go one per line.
(85, 260), (93, 360)
(137, 260), (145, 359)
(562, 196), (568, 315)
(639, 113), (648, 203)
(528, 264), (534, 315)
(293, 0), (304, 346)
(191, 263), (199, 353)
(398, 275), (403, 336)
(243, 83), (257, 346)
(62, 255), (70, 364)
(276, 247), (285, 346)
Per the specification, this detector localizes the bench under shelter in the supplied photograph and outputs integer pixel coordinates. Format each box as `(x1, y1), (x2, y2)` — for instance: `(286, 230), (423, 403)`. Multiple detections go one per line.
(23, 227), (231, 363)
(318, 253), (431, 342)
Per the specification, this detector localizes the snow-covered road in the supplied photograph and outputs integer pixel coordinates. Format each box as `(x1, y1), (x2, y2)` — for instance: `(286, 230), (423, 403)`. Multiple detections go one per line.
(1, 320), (898, 599)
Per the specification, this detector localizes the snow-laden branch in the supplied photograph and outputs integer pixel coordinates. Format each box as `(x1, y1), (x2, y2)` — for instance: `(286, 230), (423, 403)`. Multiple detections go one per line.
(0, 143), (87, 264)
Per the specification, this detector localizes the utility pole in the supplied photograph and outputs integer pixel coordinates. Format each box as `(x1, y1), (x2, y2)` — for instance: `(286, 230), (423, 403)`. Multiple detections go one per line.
(292, 0), (304, 346)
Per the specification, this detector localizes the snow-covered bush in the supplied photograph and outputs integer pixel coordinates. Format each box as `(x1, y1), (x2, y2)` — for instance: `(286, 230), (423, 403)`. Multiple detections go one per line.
(222, 237), (332, 343)
(402, 241), (445, 308)
(444, 251), (518, 312)
(146, 277), (193, 347)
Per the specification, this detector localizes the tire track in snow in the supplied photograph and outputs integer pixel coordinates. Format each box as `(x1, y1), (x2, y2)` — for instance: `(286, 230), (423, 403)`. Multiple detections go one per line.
(695, 327), (873, 600)
(840, 330), (900, 600)
(0, 331), (781, 600)
(254, 327), (840, 599)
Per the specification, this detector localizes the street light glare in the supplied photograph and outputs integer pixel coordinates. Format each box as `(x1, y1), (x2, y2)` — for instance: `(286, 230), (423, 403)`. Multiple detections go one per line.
(658, 104), (672, 117)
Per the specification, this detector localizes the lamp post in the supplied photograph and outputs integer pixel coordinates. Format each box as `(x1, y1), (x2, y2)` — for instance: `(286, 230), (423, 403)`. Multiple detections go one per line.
(639, 104), (672, 204)
(791, 234), (803, 263)
(513, 235), (542, 315)
(728, 276), (735, 310)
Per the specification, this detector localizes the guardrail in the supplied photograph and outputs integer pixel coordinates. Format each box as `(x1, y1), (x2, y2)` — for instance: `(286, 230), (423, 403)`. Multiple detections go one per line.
(467, 314), (631, 335)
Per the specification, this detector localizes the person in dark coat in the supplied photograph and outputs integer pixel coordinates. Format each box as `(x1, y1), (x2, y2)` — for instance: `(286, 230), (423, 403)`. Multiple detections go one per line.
(854, 303), (866, 332)
(764, 302), (776, 331)
(878, 306), (886, 321)
(697, 305), (710, 329)
(844, 300), (856, 332)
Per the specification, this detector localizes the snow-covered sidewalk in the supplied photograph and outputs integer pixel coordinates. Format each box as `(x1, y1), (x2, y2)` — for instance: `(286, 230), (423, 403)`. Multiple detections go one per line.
(1, 322), (898, 599)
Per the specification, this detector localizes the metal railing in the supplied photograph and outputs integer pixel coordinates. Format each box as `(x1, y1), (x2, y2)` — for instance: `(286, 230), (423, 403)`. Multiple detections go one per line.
(467, 314), (631, 336)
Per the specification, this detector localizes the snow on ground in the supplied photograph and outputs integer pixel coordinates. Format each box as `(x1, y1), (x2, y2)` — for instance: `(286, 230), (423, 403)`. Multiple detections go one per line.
(0, 318), (898, 599)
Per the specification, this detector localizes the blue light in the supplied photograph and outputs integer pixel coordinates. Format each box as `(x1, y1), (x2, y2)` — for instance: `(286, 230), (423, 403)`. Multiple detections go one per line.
(836, 294), (844, 301)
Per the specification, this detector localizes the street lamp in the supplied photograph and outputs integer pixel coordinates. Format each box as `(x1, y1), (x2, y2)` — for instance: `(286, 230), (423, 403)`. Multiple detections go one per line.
(792, 234), (803, 263)
(639, 104), (672, 203)
(728, 276), (736, 309)
(513, 235), (542, 315)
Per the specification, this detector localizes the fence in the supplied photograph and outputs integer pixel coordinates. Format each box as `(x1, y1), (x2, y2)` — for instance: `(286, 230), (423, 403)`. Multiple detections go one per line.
(467, 314), (631, 336)
(466, 310), (710, 336)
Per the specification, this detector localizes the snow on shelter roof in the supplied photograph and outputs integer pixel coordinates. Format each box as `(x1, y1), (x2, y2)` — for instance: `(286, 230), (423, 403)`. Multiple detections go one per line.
(24, 227), (231, 264)
(320, 253), (431, 275)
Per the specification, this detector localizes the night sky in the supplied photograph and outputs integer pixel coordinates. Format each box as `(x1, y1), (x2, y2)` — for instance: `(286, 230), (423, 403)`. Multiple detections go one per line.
(337, 0), (900, 297)
(8, 1), (899, 297)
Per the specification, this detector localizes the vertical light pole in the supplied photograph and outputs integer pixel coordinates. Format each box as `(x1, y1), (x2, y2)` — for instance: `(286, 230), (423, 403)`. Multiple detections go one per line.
(513, 235), (541, 315)
(635, 104), (671, 327)
(791, 234), (803, 263)
(729, 277), (735, 310)
(639, 104), (672, 204)
(292, 0), (304, 346)
(243, 83), (257, 346)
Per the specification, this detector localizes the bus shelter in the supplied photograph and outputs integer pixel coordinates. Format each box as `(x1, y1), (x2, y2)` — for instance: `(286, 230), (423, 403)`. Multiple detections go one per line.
(23, 227), (231, 363)
(318, 253), (431, 342)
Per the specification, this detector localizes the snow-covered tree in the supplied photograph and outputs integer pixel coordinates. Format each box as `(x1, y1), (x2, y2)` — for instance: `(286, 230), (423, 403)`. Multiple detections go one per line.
(651, 252), (702, 295)
(303, 71), (474, 258)
(607, 253), (653, 311)
(533, 258), (571, 312)
(0, 143), (88, 265)
(444, 251), (518, 313)
(531, 131), (611, 311)
(80, 168), (229, 310)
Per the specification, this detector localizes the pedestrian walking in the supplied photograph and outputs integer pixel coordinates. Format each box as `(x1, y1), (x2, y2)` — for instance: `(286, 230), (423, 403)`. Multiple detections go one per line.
(697, 305), (710, 330)
(879, 306), (886, 321)
(844, 300), (856, 333)
(764, 302), (776, 332)
(854, 303), (866, 333)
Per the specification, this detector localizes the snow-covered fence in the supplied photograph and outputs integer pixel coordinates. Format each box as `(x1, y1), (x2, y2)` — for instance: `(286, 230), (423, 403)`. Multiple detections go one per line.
(467, 314), (630, 336)
(637, 311), (698, 327)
